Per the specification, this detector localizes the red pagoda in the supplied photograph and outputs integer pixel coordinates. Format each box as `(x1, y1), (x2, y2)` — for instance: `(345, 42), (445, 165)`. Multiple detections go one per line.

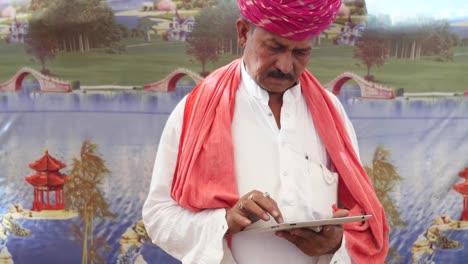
(25, 149), (69, 211)
(453, 167), (468, 221)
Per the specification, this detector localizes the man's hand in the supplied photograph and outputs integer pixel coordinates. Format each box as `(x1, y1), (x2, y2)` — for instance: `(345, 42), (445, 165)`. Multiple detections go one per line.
(275, 209), (349, 256)
(226, 190), (284, 234)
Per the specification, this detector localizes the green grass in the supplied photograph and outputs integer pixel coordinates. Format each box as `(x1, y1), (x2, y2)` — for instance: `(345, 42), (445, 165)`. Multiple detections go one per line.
(1, 37), (467, 92)
(0, 43), (32, 80)
(50, 38), (197, 86)
(308, 45), (468, 92)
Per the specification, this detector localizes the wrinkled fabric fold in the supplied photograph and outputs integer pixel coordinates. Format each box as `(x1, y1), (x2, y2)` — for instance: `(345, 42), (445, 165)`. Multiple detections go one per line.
(171, 59), (389, 263)
(171, 61), (241, 210)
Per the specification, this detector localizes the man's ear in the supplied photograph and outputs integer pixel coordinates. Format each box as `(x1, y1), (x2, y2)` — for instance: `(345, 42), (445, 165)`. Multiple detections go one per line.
(236, 18), (250, 49)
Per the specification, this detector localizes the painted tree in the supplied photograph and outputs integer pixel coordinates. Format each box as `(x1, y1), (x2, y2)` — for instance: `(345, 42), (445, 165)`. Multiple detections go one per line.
(217, 0), (240, 55)
(29, 0), (53, 11)
(186, 1), (239, 74)
(25, 17), (58, 74)
(353, 29), (389, 80)
(186, 5), (222, 75)
(366, 18), (454, 62)
(421, 21), (453, 61)
(65, 140), (115, 264)
(28, 0), (122, 53)
(462, 38), (468, 47)
(364, 146), (404, 227)
(181, 0), (192, 9)
(137, 16), (153, 42)
(364, 146), (404, 263)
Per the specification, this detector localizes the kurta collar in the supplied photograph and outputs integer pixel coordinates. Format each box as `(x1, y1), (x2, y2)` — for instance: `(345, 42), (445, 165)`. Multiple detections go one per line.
(241, 60), (302, 105)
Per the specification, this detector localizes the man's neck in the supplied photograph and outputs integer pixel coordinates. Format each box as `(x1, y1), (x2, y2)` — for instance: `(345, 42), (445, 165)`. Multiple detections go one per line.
(268, 91), (284, 129)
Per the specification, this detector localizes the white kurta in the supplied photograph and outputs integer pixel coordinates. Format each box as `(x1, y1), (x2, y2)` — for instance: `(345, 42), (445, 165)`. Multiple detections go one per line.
(142, 63), (360, 264)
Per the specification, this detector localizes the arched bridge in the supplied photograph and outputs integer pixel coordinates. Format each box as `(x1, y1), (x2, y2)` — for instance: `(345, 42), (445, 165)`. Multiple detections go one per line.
(146, 69), (394, 99)
(323, 72), (394, 99)
(0, 67), (72, 92)
(144, 68), (204, 92)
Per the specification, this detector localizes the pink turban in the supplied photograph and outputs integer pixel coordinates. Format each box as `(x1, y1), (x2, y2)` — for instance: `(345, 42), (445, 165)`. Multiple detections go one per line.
(238, 0), (342, 40)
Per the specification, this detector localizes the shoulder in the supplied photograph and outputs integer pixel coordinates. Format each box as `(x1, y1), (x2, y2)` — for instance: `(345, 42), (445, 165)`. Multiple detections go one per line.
(323, 89), (348, 118)
(322, 88), (361, 156)
(165, 96), (187, 130)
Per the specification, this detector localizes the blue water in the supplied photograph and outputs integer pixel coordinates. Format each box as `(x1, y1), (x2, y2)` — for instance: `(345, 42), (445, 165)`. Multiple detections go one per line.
(341, 92), (468, 264)
(0, 82), (192, 264)
(433, 230), (468, 262)
(108, 0), (147, 12)
(1, 83), (467, 263)
(7, 219), (177, 263)
(8, 220), (84, 263)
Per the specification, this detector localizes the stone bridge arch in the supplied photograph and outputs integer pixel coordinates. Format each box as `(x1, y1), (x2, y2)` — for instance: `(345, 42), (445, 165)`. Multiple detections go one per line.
(144, 68), (204, 92)
(15, 71), (37, 91)
(323, 72), (394, 99)
(0, 67), (72, 92)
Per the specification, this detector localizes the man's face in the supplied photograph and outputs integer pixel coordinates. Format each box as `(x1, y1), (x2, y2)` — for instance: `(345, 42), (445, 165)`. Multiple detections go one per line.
(236, 19), (314, 94)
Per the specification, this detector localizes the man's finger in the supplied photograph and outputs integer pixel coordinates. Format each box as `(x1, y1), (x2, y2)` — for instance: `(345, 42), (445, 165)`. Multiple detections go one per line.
(241, 197), (270, 221)
(275, 231), (301, 245)
(322, 225), (344, 238)
(333, 209), (349, 218)
(234, 212), (252, 227)
(289, 228), (324, 239)
(287, 225), (343, 243)
(226, 209), (252, 233)
(250, 192), (283, 223)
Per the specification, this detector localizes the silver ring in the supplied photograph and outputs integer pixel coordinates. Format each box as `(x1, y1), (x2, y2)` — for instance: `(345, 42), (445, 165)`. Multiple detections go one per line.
(263, 192), (270, 198)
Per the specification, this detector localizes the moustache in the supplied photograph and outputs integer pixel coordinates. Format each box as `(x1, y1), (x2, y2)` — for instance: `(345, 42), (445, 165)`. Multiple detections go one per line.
(267, 70), (294, 81)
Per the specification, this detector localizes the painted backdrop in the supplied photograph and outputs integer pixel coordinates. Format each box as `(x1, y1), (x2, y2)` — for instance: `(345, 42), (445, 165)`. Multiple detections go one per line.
(1, 0), (468, 263)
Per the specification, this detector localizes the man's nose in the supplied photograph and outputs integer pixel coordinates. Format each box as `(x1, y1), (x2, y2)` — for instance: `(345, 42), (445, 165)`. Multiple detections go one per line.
(275, 52), (293, 74)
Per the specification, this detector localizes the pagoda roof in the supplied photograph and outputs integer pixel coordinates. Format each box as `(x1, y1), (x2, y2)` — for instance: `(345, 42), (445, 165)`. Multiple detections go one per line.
(29, 150), (66, 172)
(453, 182), (468, 195)
(25, 171), (68, 187)
(459, 167), (468, 179)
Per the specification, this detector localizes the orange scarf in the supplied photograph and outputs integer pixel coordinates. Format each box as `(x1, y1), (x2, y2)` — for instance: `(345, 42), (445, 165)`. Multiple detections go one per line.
(171, 59), (389, 263)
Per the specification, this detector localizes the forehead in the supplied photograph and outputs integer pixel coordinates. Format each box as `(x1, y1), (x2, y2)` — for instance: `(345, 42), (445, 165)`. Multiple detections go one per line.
(252, 26), (315, 48)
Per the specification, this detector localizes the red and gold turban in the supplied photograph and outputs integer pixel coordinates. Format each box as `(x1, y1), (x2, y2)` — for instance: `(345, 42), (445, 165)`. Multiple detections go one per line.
(238, 0), (342, 40)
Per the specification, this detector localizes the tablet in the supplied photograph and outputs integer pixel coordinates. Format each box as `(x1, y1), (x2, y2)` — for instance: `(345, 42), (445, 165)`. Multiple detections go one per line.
(241, 215), (372, 233)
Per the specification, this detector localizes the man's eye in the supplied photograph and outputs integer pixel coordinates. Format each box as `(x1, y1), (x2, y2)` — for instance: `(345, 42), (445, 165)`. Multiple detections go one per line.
(294, 50), (310, 56)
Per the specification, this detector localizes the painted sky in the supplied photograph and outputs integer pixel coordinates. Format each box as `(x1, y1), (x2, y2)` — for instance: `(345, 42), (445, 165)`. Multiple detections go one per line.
(366, 0), (468, 23)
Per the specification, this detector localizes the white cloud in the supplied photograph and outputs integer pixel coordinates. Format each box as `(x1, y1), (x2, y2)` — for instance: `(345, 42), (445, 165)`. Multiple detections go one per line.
(366, 0), (468, 24)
